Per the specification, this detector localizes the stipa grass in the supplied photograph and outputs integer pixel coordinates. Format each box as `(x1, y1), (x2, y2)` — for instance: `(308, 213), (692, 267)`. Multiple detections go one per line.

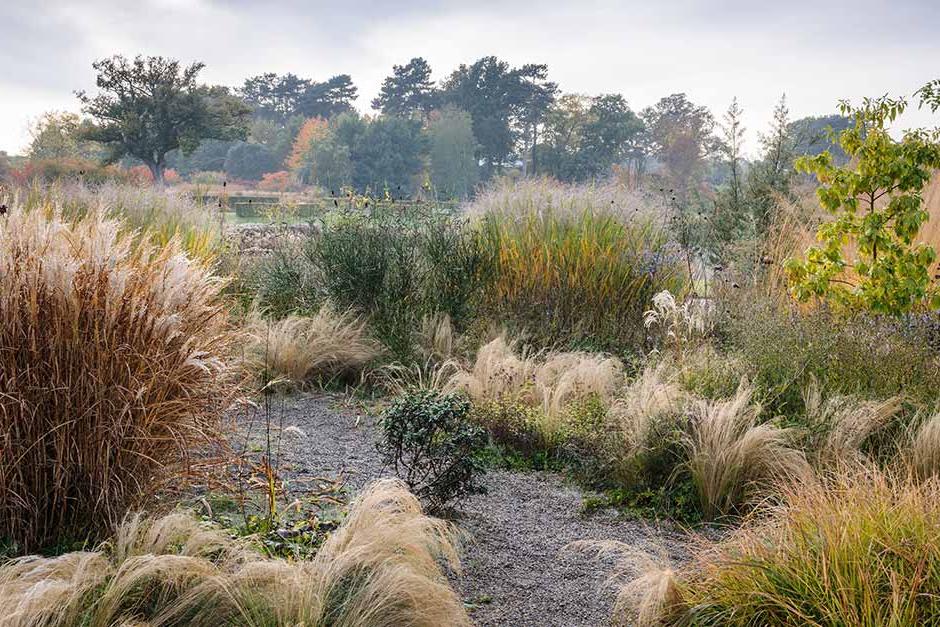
(244, 308), (382, 387)
(0, 480), (470, 627)
(0, 203), (235, 552)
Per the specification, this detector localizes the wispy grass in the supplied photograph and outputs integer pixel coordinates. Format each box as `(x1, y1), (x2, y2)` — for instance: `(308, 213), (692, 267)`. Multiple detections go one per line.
(0, 480), (470, 626)
(684, 383), (810, 519)
(244, 308), (382, 388)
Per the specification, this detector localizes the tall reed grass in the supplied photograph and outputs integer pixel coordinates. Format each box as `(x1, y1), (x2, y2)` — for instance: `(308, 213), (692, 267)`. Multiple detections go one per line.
(0, 480), (470, 626)
(476, 197), (683, 354)
(0, 201), (234, 551)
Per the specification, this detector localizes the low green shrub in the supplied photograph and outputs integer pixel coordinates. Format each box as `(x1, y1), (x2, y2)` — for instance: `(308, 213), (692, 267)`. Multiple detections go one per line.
(378, 390), (488, 512)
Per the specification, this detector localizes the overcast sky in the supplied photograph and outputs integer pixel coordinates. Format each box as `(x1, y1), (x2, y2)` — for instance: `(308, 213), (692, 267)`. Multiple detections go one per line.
(1, 0), (938, 156)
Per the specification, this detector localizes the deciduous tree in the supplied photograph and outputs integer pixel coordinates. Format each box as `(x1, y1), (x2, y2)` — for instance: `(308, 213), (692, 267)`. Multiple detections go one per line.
(78, 55), (250, 184)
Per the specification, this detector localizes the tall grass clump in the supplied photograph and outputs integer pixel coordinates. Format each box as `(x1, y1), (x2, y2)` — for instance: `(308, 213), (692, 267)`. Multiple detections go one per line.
(19, 181), (220, 260)
(606, 468), (940, 625)
(0, 480), (470, 626)
(911, 413), (940, 479)
(475, 186), (683, 354)
(0, 201), (234, 551)
(244, 308), (382, 387)
(685, 383), (809, 519)
(314, 211), (487, 358)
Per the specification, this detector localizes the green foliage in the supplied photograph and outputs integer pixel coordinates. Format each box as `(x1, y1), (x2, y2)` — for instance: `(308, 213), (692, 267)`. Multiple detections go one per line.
(378, 390), (488, 512)
(372, 57), (438, 118)
(719, 292), (940, 415)
(78, 55), (250, 183)
(315, 210), (486, 357)
(786, 93), (940, 314)
(428, 107), (480, 199)
(441, 56), (556, 177)
(224, 141), (279, 181)
(478, 204), (684, 354)
(539, 93), (645, 182)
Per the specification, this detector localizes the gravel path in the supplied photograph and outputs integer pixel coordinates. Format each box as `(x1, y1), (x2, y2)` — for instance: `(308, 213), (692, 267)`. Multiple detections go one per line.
(237, 393), (690, 627)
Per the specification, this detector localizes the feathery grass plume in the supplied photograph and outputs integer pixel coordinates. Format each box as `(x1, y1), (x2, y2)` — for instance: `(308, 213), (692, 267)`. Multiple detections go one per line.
(444, 334), (540, 404)
(20, 180), (219, 260)
(675, 466), (940, 625)
(414, 312), (456, 362)
(569, 540), (683, 627)
(911, 413), (940, 479)
(0, 199), (234, 551)
(685, 382), (810, 519)
(534, 351), (624, 436)
(0, 480), (470, 627)
(643, 290), (713, 355)
(610, 362), (687, 454)
(801, 379), (902, 465)
(244, 308), (382, 388)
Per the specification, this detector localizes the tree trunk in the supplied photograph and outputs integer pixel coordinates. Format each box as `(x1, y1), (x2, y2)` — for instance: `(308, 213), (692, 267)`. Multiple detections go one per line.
(146, 159), (165, 188)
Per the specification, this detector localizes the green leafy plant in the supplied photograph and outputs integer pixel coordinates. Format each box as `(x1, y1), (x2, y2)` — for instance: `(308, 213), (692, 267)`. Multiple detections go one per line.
(786, 91), (940, 313)
(378, 390), (488, 512)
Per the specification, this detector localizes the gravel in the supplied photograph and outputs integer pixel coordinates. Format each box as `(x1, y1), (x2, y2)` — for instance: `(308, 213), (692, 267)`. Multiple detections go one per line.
(238, 393), (691, 627)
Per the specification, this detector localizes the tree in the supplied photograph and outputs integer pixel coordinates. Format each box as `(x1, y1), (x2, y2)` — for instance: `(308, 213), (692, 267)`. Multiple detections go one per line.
(538, 93), (644, 182)
(711, 98), (750, 245)
(786, 91), (940, 314)
(298, 74), (358, 119)
(223, 141), (279, 181)
(428, 107), (479, 199)
(78, 55), (250, 184)
(511, 64), (557, 176)
(350, 116), (427, 193)
(373, 57), (437, 118)
(642, 93), (717, 195)
(0, 151), (10, 184)
(749, 94), (796, 233)
(27, 111), (101, 161)
(441, 57), (555, 178)
(240, 73), (357, 122)
(287, 118), (331, 175)
(240, 73), (310, 121)
(580, 94), (643, 178)
(789, 113), (852, 164)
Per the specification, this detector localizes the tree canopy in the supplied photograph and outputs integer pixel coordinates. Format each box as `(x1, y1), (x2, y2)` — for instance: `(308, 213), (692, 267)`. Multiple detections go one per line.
(78, 55), (250, 183)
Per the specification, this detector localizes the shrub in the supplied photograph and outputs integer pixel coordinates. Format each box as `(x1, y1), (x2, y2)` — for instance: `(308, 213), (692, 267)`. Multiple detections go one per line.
(245, 308), (382, 388)
(0, 480), (470, 626)
(378, 390), (488, 512)
(315, 211), (486, 358)
(474, 186), (684, 354)
(256, 170), (299, 192)
(719, 291), (940, 414)
(684, 383), (810, 519)
(0, 205), (234, 551)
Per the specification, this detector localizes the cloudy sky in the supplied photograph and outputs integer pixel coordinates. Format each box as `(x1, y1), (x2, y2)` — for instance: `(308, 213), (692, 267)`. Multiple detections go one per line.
(1, 0), (938, 156)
